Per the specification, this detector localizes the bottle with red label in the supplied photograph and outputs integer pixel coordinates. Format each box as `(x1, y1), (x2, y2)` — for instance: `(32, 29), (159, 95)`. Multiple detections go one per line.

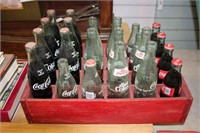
(108, 44), (130, 98)
(82, 59), (103, 99)
(127, 23), (140, 56)
(33, 27), (56, 84)
(156, 32), (166, 63)
(134, 41), (157, 98)
(150, 22), (161, 42)
(47, 9), (61, 48)
(25, 42), (52, 98)
(157, 43), (174, 84)
(56, 58), (78, 98)
(59, 27), (80, 84)
(40, 17), (60, 69)
(131, 33), (148, 84)
(160, 58), (183, 97)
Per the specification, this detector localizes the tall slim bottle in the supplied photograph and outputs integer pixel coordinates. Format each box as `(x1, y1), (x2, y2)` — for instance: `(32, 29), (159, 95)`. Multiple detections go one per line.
(33, 27), (56, 84)
(151, 22), (161, 42)
(25, 42), (52, 98)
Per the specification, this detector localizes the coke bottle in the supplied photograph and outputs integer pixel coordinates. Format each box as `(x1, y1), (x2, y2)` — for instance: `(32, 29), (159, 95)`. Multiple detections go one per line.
(156, 32), (166, 62)
(157, 43), (174, 84)
(56, 58), (78, 98)
(160, 58), (183, 97)
(47, 9), (61, 47)
(82, 59), (103, 99)
(40, 17), (60, 68)
(66, 9), (82, 46)
(134, 41), (157, 98)
(84, 28), (103, 79)
(33, 27), (56, 84)
(141, 26), (152, 40)
(108, 44), (130, 98)
(107, 16), (122, 56)
(59, 27), (80, 84)
(151, 22), (161, 42)
(88, 16), (103, 58)
(25, 42), (52, 98)
(129, 33), (142, 70)
(127, 23), (140, 56)
(131, 33), (148, 84)
(63, 17), (82, 58)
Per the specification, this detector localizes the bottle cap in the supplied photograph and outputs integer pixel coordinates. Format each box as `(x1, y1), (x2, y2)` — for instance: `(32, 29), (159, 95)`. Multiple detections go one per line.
(85, 59), (96, 67)
(164, 43), (174, 50)
(40, 17), (50, 23)
(25, 42), (36, 49)
(47, 9), (55, 15)
(33, 27), (43, 34)
(157, 32), (166, 38)
(172, 58), (183, 66)
(64, 17), (72, 23)
(152, 22), (161, 28)
(66, 9), (74, 15)
(60, 27), (70, 33)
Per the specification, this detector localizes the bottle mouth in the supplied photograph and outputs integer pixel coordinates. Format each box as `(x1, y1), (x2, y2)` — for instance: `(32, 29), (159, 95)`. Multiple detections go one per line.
(47, 9), (55, 15)
(172, 58), (183, 66)
(157, 32), (166, 38)
(33, 27), (43, 34)
(64, 17), (72, 23)
(60, 27), (70, 33)
(40, 17), (50, 23)
(85, 59), (96, 67)
(25, 42), (36, 50)
(152, 22), (161, 28)
(66, 9), (74, 15)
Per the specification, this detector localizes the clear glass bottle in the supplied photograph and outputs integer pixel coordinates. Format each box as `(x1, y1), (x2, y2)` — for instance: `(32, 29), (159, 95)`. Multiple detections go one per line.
(56, 58), (78, 98)
(150, 22), (161, 42)
(40, 17), (60, 69)
(63, 17), (82, 59)
(33, 27), (56, 84)
(84, 27), (103, 79)
(161, 58), (183, 97)
(141, 26), (152, 40)
(108, 44), (130, 98)
(25, 42), (52, 98)
(66, 9), (82, 46)
(47, 9), (61, 47)
(107, 27), (126, 70)
(134, 41), (157, 98)
(59, 27), (80, 84)
(127, 23), (140, 56)
(82, 59), (103, 99)
(129, 33), (142, 70)
(131, 33), (149, 84)
(157, 43), (174, 84)
(156, 32), (166, 58)
(107, 16), (122, 56)
(88, 16), (103, 58)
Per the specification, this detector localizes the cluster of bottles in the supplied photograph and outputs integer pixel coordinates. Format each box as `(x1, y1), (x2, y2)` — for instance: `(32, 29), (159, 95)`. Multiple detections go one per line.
(25, 9), (183, 99)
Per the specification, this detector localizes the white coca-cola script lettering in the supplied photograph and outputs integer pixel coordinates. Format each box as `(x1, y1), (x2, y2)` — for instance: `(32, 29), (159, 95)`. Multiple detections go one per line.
(62, 86), (77, 97)
(44, 62), (55, 71)
(115, 81), (129, 92)
(32, 77), (51, 90)
(68, 61), (79, 72)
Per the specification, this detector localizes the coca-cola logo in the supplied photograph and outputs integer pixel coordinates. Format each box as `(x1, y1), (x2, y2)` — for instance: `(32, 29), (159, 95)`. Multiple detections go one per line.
(68, 61), (79, 72)
(71, 51), (77, 58)
(62, 86), (77, 97)
(115, 81), (129, 92)
(135, 50), (145, 60)
(32, 77), (51, 90)
(159, 70), (168, 79)
(44, 62), (55, 71)
(113, 67), (129, 77)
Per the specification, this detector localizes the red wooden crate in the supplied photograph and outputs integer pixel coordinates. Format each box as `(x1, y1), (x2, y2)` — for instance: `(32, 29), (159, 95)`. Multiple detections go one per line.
(20, 43), (193, 124)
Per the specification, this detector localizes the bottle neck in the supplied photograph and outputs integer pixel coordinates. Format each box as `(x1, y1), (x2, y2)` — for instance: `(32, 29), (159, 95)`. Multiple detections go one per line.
(85, 66), (97, 76)
(27, 49), (37, 65)
(49, 15), (57, 26)
(58, 65), (70, 80)
(157, 37), (166, 46)
(152, 27), (160, 33)
(172, 64), (182, 73)
(64, 22), (76, 35)
(139, 35), (148, 51)
(115, 46), (126, 64)
(134, 34), (142, 48)
(34, 33), (45, 47)
(60, 32), (72, 47)
(42, 22), (52, 35)
(164, 49), (174, 57)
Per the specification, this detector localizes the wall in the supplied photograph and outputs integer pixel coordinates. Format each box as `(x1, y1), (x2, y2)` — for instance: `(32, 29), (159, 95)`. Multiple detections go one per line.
(113, 0), (199, 49)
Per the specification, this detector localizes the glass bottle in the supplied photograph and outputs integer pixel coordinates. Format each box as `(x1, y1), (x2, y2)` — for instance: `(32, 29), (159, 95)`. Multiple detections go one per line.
(107, 27), (126, 70)
(66, 9), (82, 46)
(84, 28), (103, 79)
(129, 33), (142, 70)
(25, 42), (52, 98)
(88, 16), (103, 58)
(156, 32), (166, 58)
(127, 23), (140, 56)
(47, 9), (61, 47)
(160, 58), (183, 97)
(134, 41), (157, 98)
(40, 17), (60, 69)
(82, 59), (103, 99)
(56, 58), (78, 98)
(63, 17), (82, 58)
(141, 26), (152, 40)
(157, 43), (174, 84)
(108, 44), (130, 98)
(33, 27), (56, 84)
(59, 27), (80, 84)
(107, 16), (122, 56)
(151, 22), (161, 42)
(131, 33), (149, 84)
